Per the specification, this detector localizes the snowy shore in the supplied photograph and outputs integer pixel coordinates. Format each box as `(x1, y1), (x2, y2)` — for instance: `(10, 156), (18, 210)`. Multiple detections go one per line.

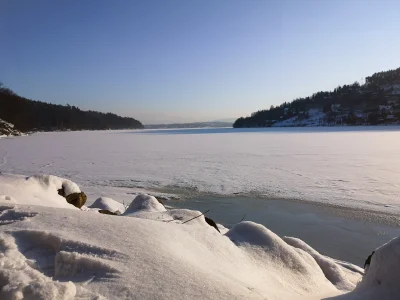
(0, 173), (399, 299)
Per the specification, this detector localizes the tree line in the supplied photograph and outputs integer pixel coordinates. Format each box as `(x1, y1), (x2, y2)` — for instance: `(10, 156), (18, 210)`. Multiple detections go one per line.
(0, 83), (143, 132)
(234, 67), (400, 128)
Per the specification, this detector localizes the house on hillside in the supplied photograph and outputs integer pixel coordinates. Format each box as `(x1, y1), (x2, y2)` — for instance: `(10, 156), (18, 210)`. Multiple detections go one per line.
(379, 105), (393, 114)
(331, 104), (341, 113)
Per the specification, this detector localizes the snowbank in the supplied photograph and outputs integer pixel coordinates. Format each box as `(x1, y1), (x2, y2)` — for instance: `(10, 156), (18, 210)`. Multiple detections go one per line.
(347, 237), (400, 299)
(0, 174), (80, 209)
(2, 174), (400, 300)
(284, 236), (356, 290)
(0, 204), (352, 300)
(89, 197), (126, 214)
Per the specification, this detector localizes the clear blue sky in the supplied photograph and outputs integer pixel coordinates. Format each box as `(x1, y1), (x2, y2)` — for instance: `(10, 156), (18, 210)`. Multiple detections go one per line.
(1, 0), (400, 124)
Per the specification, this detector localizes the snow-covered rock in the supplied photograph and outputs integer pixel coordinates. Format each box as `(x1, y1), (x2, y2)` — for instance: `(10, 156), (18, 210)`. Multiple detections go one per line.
(89, 197), (126, 214)
(0, 118), (22, 138)
(349, 237), (400, 299)
(123, 194), (166, 215)
(0, 174), (80, 209)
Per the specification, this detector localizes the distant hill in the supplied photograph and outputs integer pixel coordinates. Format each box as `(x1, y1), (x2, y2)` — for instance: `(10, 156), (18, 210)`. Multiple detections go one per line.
(145, 121), (232, 129)
(0, 84), (143, 132)
(234, 67), (400, 128)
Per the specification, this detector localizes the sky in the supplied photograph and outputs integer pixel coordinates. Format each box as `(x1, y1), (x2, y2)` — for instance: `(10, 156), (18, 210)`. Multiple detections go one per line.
(1, 0), (400, 124)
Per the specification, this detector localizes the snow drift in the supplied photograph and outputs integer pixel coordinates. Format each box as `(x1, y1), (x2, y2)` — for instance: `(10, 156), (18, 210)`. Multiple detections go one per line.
(1, 173), (399, 299)
(0, 174), (80, 209)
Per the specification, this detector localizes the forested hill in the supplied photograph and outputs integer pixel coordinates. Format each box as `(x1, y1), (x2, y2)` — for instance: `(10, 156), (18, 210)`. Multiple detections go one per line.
(0, 84), (143, 132)
(234, 67), (400, 128)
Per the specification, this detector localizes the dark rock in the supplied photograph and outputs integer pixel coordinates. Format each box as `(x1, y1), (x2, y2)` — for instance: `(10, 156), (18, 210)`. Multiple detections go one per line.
(364, 251), (375, 270)
(205, 216), (221, 233)
(98, 209), (118, 216)
(65, 192), (87, 208)
(57, 187), (65, 197)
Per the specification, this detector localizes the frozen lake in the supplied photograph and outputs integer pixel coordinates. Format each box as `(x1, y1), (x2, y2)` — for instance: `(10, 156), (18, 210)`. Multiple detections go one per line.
(2, 127), (400, 265)
(1, 126), (400, 214)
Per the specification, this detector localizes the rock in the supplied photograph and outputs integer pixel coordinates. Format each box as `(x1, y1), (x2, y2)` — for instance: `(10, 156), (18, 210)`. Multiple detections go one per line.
(65, 192), (87, 208)
(57, 188), (66, 197)
(364, 251), (375, 270)
(98, 209), (118, 216)
(0, 119), (22, 137)
(205, 216), (221, 233)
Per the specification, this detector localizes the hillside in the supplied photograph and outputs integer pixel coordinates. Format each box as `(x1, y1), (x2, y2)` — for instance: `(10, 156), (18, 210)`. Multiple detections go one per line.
(0, 84), (143, 132)
(234, 67), (400, 128)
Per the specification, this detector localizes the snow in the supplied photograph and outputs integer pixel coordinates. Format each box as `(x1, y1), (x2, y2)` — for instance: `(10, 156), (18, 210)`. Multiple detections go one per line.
(283, 237), (357, 290)
(272, 108), (326, 127)
(123, 194), (166, 214)
(0, 174), (79, 209)
(332, 237), (400, 300)
(2, 174), (400, 299)
(1, 129), (400, 215)
(0, 194), (359, 299)
(89, 197), (126, 214)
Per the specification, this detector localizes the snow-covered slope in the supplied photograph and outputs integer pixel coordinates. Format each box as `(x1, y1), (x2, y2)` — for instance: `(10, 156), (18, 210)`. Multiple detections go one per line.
(1, 173), (398, 300)
(0, 118), (22, 138)
(272, 108), (326, 127)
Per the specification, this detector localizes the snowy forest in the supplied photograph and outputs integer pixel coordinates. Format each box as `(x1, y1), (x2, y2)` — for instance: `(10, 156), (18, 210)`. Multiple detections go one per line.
(234, 67), (400, 128)
(0, 83), (143, 132)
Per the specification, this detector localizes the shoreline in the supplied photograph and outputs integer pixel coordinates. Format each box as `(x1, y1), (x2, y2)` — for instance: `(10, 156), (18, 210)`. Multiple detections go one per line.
(168, 195), (400, 266)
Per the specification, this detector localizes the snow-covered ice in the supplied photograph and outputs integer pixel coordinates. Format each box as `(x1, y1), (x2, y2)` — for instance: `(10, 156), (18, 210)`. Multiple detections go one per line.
(0, 128), (400, 298)
(1, 128), (400, 215)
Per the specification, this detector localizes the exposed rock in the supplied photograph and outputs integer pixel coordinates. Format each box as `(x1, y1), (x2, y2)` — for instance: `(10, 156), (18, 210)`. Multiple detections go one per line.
(205, 216), (221, 233)
(98, 209), (118, 216)
(0, 119), (22, 137)
(57, 188), (66, 197)
(65, 192), (87, 208)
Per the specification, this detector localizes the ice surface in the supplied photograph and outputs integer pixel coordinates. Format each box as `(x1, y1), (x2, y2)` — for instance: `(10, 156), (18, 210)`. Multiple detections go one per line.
(1, 128), (399, 215)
